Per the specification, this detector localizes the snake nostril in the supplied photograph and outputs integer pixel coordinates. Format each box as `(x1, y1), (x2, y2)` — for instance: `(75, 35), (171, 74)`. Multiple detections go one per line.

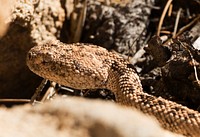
(27, 51), (37, 61)
(28, 52), (32, 60)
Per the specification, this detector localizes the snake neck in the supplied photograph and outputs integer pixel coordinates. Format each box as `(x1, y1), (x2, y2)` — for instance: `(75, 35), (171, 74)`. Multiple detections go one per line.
(106, 61), (200, 136)
(106, 61), (143, 103)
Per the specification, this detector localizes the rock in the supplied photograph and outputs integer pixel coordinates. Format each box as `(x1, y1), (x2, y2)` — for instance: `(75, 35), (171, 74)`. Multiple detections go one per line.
(0, 97), (183, 137)
(82, 0), (155, 56)
(0, 0), (65, 99)
(0, 0), (12, 37)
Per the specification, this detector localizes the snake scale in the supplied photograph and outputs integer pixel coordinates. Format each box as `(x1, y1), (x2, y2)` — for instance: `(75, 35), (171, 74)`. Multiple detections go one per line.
(27, 40), (200, 136)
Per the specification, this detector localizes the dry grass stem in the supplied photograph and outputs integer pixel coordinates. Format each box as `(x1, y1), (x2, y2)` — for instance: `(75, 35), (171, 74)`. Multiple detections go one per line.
(157, 0), (173, 36)
(172, 8), (182, 38)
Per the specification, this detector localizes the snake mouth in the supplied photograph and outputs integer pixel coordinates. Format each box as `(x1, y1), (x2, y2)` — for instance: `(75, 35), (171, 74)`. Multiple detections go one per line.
(26, 45), (52, 73)
(26, 45), (65, 82)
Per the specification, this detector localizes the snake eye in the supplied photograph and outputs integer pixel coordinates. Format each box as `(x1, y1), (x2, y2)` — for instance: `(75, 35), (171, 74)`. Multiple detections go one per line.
(43, 52), (54, 63)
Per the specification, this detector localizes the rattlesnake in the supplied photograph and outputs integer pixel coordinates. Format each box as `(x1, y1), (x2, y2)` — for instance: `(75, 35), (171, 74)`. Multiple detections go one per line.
(27, 40), (200, 137)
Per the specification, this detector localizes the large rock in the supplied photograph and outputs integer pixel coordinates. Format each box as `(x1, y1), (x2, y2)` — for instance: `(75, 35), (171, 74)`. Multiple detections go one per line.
(0, 0), (12, 37)
(0, 0), (65, 98)
(0, 97), (183, 137)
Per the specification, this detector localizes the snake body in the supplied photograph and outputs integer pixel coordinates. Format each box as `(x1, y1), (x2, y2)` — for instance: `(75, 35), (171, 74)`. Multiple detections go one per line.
(27, 40), (200, 136)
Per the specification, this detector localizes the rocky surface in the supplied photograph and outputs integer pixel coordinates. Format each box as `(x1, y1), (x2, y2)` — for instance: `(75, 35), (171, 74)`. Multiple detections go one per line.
(81, 0), (154, 56)
(0, 0), (65, 98)
(0, 97), (183, 137)
(0, 0), (12, 37)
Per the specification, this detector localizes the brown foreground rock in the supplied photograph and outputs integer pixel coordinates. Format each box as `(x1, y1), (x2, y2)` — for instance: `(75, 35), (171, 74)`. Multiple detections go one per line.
(0, 97), (183, 137)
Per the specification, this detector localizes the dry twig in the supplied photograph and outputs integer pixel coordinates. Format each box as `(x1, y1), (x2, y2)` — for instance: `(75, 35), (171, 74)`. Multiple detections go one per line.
(172, 8), (182, 38)
(157, 0), (173, 36)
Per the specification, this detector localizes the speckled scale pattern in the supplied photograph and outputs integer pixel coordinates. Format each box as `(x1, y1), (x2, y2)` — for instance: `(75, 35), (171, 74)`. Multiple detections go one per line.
(27, 40), (200, 137)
